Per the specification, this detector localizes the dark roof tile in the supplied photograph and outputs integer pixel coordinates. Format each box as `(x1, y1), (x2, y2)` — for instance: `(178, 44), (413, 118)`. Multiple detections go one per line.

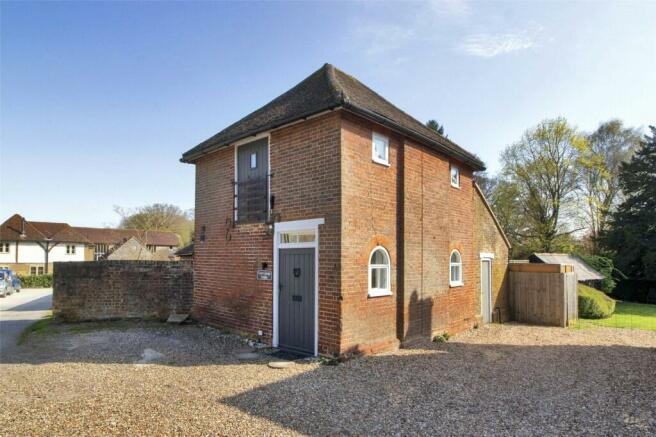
(181, 64), (485, 170)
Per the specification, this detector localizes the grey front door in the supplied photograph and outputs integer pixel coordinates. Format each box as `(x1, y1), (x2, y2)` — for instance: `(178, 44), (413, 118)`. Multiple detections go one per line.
(481, 259), (492, 323)
(278, 248), (315, 355)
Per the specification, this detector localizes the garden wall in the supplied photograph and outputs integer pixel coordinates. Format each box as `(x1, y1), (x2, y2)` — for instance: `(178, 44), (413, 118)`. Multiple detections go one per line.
(53, 261), (193, 322)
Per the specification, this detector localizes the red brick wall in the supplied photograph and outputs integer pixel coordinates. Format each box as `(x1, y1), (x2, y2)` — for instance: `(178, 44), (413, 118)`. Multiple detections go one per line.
(192, 108), (508, 357)
(340, 113), (400, 354)
(193, 144), (273, 339)
(473, 187), (511, 321)
(269, 112), (342, 355)
(192, 112), (342, 355)
(339, 113), (489, 353)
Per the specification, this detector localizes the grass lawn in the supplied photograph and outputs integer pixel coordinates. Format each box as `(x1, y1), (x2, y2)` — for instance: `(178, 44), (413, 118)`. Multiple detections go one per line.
(18, 313), (53, 345)
(576, 301), (656, 331)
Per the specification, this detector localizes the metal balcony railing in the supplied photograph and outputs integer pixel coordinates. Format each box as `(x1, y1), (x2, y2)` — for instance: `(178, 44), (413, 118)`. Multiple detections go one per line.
(234, 176), (269, 223)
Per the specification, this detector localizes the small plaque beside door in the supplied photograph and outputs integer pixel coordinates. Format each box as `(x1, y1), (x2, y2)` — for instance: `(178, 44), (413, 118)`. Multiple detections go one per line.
(257, 270), (272, 281)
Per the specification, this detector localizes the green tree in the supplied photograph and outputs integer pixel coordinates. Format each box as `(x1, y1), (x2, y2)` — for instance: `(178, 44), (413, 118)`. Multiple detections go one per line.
(499, 117), (586, 253)
(426, 119), (445, 136)
(579, 120), (640, 253)
(114, 203), (194, 246)
(603, 126), (656, 279)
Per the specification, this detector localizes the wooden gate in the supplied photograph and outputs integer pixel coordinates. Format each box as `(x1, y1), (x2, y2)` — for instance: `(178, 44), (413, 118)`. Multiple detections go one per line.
(509, 263), (578, 327)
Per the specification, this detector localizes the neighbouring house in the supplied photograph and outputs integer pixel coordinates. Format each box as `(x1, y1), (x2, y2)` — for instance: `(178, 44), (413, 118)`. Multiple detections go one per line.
(181, 64), (511, 357)
(73, 226), (180, 261)
(105, 237), (154, 261)
(529, 253), (604, 284)
(0, 214), (180, 274)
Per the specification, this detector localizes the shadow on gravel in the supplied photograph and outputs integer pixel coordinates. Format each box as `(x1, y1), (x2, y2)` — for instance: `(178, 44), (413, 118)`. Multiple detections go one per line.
(221, 341), (656, 435)
(1, 320), (270, 366)
(4, 294), (53, 312)
(3, 319), (656, 434)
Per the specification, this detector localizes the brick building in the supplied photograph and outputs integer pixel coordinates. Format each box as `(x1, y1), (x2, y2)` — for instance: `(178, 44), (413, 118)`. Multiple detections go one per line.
(182, 64), (510, 357)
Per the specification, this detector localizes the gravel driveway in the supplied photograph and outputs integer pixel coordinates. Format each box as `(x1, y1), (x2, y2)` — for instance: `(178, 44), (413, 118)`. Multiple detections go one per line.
(1, 322), (655, 435)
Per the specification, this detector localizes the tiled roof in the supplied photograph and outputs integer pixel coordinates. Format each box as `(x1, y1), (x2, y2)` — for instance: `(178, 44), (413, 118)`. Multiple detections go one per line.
(529, 253), (605, 281)
(181, 64), (485, 171)
(0, 214), (179, 247)
(0, 214), (89, 243)
(73, 227), (180, 246)
(175, 243), (194, 257)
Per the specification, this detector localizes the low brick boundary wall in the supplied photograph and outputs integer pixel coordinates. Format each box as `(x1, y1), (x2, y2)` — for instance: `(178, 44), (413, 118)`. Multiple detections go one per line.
(53, 261), (193, 322)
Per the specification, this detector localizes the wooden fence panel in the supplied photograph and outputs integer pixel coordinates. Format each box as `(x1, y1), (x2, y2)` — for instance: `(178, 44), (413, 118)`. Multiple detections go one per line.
(510, 264), (577, 327)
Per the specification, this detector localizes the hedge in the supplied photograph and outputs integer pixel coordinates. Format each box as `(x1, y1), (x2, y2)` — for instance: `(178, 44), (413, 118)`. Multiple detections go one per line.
(612, 279), (656, 304)
(578, 283), (616, 319)
(18, 274), (53, 288)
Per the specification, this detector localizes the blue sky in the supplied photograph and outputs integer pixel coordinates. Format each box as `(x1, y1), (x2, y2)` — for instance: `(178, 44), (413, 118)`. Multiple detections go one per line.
(2, 1), (654, 227)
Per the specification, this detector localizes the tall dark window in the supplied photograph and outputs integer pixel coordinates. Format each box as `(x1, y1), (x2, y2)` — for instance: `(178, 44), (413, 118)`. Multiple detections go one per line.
(236, 138), (269, 223)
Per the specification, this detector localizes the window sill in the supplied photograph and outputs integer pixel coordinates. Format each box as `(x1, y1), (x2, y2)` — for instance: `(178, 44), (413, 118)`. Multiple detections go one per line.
(449, 281), (464, 288)
(372, 158), (391, 167)
(450, 183), (460, 189)
(368, 289), (393, 298)
(235, 220), (267, 226)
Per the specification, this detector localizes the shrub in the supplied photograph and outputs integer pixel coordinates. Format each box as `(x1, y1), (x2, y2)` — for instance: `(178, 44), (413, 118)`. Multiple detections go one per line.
(433, 332), (450, 343)
(18, 274), (53, 288)
(578, 283), (616, 319)
(580, 255), (616, 294)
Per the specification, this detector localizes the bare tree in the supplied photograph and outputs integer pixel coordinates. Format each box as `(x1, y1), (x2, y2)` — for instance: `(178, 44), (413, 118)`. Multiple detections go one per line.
(113, 203), (194, 248)
(474, 172), (498, 200)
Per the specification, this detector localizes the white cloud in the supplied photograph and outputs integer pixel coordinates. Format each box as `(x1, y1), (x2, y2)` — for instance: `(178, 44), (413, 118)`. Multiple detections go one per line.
(354, 24), (416, 56)
(427, 0), (470, 17)
(459, 30), (538, 58)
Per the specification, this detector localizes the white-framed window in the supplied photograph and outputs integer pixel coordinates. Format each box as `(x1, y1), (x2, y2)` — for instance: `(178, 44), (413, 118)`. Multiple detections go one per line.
(279, 230), (316, 244)
(250, 152), (257, 169)
(368, 246), (392, 297)
(0, 243), (9, 253)
(30, 266), (45, 275)
(66, 245), (76, 255)
(450, 165), (460, 188)
(450, 250), (463, 287)
(372, 132), (390, 166)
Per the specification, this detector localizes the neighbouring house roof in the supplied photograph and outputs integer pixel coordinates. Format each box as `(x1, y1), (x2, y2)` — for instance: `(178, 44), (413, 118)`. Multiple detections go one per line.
(0, 214), (179, 247)
(73, 227), (180, 247)
(175, 243), (194, 257)
(0, 214), (89, 243)
(181, 63), (485, 171)
(105, 237), (176, 261)
(529, 253), (605, 281)
(106, 237), (154, 261)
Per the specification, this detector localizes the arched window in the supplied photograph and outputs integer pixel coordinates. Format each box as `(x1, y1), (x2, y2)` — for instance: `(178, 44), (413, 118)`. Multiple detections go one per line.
(368, 246), (391, 297)
(450, 250), (463, 286)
